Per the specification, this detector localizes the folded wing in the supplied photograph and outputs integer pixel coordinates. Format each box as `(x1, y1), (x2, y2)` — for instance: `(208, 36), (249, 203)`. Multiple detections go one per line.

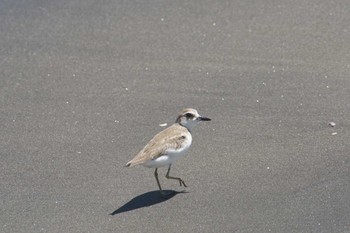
(125, 124), (189, 167)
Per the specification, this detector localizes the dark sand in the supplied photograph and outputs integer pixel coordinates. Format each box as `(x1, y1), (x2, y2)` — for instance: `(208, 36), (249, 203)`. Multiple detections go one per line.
(1, 1), (349, 232)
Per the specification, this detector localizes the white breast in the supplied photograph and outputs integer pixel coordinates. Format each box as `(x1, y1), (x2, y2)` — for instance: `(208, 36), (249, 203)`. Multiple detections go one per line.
(143, 134), (192, 168)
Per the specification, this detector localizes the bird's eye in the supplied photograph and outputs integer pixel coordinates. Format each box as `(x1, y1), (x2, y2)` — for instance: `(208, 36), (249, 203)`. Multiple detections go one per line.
(185, 113), (193, 118)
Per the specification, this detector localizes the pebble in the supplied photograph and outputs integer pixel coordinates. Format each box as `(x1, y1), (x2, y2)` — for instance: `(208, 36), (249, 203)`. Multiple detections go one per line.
(328, 122), (336, 127)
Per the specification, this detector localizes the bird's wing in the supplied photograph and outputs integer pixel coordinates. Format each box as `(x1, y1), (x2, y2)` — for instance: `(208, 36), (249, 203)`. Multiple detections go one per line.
(125, 125), (189, 167)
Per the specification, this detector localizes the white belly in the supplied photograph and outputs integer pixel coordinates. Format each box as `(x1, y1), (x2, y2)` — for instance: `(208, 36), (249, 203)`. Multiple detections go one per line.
(143, 136), (192, 168)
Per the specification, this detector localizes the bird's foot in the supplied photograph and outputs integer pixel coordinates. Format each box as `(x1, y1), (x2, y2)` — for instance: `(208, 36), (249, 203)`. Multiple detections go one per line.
(179, 179), (187, 187)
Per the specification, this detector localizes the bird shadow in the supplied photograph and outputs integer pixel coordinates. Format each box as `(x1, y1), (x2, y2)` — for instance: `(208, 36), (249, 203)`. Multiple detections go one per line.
(110, 190), (188, 216)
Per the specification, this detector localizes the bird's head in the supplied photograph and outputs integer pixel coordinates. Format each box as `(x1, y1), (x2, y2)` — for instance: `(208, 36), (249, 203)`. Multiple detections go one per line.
(175, 108), (211, 131)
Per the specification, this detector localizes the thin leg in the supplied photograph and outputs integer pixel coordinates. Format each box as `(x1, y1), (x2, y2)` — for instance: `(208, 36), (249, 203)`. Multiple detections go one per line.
(154, 168), (167, 198)
(166, 165), (187, 187)
(154, 168), (162, 191)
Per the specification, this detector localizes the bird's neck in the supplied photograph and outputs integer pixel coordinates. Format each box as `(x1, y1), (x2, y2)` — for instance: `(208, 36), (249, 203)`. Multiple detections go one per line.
(175, 122), (193, 133)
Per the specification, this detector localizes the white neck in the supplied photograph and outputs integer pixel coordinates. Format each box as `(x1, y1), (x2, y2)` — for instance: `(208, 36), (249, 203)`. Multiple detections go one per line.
(178, 119), (198, 132)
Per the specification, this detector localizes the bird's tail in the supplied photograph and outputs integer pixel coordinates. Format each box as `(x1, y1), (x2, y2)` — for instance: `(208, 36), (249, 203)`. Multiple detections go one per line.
(124, 158), (145, 167)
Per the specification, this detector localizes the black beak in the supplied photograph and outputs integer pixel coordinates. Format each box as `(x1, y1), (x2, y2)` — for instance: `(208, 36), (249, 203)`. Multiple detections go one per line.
(199, 116), (211, 121)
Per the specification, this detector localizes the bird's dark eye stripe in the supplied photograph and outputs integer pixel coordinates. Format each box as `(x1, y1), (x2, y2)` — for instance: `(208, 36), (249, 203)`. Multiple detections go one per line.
(185, 113), (193, 117)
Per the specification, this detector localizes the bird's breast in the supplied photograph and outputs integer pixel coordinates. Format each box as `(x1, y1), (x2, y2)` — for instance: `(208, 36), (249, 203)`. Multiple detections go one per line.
(166, 133), (192, 155)
(143, 133), (192, 168)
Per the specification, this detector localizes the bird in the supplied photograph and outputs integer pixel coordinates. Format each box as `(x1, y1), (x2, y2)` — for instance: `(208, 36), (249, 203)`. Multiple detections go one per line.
(125, 108), (211, 198)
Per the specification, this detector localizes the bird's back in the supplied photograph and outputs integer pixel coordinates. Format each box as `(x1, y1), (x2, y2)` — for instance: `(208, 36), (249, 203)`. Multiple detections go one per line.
(125, 123), (192, 167)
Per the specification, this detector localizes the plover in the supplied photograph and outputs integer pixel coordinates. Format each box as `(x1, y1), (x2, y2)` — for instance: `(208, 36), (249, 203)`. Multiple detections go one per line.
(125, 108), (211, 198)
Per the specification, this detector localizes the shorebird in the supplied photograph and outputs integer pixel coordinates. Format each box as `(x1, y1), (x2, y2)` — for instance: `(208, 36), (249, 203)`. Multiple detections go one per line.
(125, 108), (211, 198)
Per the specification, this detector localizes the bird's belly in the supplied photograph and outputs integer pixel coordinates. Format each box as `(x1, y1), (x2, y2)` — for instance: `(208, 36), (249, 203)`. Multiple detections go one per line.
(143, 146), (190, 168)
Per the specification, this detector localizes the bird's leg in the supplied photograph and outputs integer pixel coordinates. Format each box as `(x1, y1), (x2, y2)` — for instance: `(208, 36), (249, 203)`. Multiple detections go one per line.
(166, 165), (187, 187)
(154, 168), (167, 198)
(154, 168), (162, 191)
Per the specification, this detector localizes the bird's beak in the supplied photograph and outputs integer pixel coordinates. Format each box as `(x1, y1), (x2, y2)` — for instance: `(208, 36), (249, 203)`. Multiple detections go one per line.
(199, 116), (211, 121)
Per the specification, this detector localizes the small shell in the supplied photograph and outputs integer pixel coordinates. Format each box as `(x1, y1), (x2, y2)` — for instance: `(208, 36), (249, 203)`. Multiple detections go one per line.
(328, 122), (336, 127)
